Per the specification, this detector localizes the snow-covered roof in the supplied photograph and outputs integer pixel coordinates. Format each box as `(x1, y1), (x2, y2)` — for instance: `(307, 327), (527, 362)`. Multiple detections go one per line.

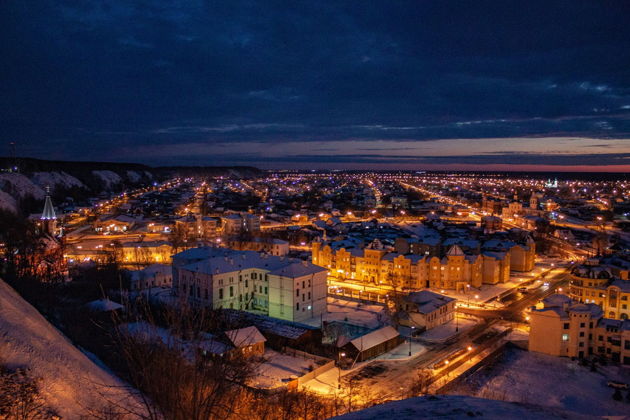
(86, 299), (124, 312)
(405, 290), (455, 314)
(225, 326), (266, 347)
(181, 250), (325, 278)
(350, 326), (399, 351)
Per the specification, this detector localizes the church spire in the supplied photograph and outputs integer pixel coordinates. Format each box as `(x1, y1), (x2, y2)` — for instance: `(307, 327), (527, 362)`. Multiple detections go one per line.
(41, 186), (56, 220)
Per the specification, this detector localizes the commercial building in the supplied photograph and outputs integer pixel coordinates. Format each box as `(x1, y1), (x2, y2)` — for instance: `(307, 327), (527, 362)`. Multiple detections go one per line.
(172, 247), (327, 322)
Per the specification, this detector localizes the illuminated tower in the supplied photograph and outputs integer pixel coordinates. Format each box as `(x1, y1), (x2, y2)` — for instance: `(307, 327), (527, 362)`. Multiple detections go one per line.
(41, 187), (57, 236)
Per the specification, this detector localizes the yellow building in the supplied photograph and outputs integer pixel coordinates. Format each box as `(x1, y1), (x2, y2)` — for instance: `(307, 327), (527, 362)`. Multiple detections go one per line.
(312, 240), (512, 292)
(529, 294), (630, 365)
(568, 260), (630, 320)
(119, 241), (173, 265)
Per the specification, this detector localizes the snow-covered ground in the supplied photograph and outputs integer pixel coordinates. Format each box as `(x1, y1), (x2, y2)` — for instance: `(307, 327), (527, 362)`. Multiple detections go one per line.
(31, 171), (85, 190)
(302, 298), (387, 329)
(448, 347), (630, 418)
(0, 172), (45, 199)
(0, 279), (141, 418)
(251, 349), (322, 389)
(374, 340), (427, 361)
(92, 170), (122, 187)
(419, 315), (478, 342)
(333, 395), (592, 420)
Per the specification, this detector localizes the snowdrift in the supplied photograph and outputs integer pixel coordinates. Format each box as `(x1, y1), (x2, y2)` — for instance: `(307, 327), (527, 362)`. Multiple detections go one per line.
(0, 279), (141, 418)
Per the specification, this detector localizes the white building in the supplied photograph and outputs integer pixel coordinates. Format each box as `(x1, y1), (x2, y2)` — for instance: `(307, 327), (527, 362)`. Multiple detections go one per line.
(172, 247), (327, 322)
(128, 263), (173, 290)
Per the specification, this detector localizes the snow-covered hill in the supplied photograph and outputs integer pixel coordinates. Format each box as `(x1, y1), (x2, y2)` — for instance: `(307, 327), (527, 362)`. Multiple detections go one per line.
(0, 173), (45, 200)
(0, 279), (141, 418)
(333, 395), (591, 420)
(0, 190), (17, 213)
(92, 170), (123, 188)
(31, 171), (85, 190)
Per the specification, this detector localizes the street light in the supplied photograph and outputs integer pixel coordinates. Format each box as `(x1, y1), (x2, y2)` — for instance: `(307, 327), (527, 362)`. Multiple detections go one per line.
(338, 352), (346, 390)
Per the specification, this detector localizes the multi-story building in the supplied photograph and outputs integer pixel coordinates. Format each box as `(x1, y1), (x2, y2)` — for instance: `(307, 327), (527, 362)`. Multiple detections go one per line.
(529, 294), (630, 365)
(172, 247), (326, 322)
(312, 239), (515, 292)
(568, 258), (630, 320)
(175, 215), (220, 240)
(227, 238), (290, 256)
(222, 213), (261, 236)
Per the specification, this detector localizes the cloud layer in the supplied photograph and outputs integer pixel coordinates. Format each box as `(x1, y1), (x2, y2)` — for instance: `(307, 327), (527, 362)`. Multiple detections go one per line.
(1, 0), (630, 168)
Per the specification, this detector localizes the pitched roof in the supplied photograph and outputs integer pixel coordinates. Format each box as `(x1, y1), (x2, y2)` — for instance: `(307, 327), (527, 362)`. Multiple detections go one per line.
(350, 326), (399, 351)
(225, 326), (266, 347)
(446, 244), (464, 256)
(41, 194), (56, 220)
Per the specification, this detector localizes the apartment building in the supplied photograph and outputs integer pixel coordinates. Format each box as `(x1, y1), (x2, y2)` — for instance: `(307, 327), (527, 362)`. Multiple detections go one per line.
(529, 294), (630, 365)
(172, 247), (326, 323)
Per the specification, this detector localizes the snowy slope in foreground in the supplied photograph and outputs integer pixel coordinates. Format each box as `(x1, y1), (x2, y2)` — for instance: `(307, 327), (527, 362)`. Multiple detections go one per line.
(333, 395), (591, 420)
(0, 279), (141, 418)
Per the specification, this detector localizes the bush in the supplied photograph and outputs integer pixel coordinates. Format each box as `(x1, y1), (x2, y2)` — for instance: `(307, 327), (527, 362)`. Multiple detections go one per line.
(0, 363), (56, 420)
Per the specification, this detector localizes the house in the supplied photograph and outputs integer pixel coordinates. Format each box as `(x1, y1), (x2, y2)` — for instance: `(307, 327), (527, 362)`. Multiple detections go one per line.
(94, 214), (139, 233)
(342, 326), (403, 362)
(399, 290), (456, 330)
(225, 326), (266, 357)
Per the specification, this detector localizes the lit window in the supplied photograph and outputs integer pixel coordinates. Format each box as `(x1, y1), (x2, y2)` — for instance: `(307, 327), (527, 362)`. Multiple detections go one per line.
(562, 334), (569, 341)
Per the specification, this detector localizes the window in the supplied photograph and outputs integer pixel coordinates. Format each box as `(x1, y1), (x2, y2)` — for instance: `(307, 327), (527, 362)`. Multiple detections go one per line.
(579, 323), (585, 328)
(296, 302), (300, 311)
(219, 288), (223, 299)
(308, 292), (311, 300)
(229, 286), (234, 297)
(296, 289), (300, 297)
(562, 334), (569, 341)
(599, 335), (603, 341)
(563, 323), (570, 330)
(579, 342), (584, 347)
(239, 275), (242, 282)
(264, 287), (268, 294)
(579, 332), (584, 337)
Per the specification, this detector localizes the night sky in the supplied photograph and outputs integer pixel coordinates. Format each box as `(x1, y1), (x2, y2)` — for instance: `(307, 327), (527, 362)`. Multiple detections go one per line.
(2, 1), (630, 170)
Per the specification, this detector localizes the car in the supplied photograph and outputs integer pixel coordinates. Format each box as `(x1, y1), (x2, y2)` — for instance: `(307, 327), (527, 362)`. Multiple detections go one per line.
(518, 287), (529, 293)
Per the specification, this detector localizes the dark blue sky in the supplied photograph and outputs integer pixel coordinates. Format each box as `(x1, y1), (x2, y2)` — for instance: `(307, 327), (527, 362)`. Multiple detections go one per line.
(2, 1), (630, 170)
